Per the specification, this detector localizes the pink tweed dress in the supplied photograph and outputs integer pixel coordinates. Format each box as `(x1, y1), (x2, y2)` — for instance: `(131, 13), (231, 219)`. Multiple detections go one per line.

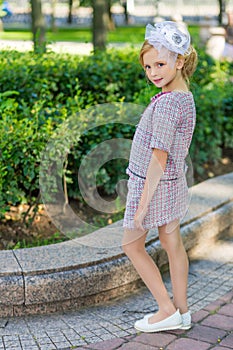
(123, 91), (196, 229)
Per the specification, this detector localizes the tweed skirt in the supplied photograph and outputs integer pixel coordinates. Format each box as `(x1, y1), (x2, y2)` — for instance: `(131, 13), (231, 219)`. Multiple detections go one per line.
(123, 174), (189, 230)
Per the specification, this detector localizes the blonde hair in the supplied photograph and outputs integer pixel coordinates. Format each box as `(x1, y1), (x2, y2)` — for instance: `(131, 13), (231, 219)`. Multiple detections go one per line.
(139, 40), (198, 85)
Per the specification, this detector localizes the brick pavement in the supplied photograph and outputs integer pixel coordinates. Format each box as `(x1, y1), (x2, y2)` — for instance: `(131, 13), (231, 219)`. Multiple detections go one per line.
(0, 236), (232, 350)
(76, 290), (233, 350)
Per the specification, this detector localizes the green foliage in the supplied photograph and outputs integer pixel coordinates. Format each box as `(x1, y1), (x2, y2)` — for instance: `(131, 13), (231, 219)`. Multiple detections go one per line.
(190, 58), (233, 174)
(0, 47), (232, 224)
(0, 49), (142, 219)
(12, 232), (68, 249)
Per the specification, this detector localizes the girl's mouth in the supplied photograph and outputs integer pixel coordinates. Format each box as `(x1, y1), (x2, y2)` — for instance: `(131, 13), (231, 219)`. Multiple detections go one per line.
(153, 78), (163, 84)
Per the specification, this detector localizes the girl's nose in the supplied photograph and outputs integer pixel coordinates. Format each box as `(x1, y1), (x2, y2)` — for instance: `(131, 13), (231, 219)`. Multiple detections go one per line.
(150, 67), (157, 76)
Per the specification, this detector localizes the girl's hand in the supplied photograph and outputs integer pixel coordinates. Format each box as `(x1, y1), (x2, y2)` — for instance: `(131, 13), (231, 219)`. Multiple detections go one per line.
(134, 204), (148, 231)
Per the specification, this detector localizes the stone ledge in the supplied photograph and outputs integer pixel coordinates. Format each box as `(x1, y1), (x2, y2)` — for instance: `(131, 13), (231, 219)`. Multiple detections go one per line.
(0, 172), (233, 317)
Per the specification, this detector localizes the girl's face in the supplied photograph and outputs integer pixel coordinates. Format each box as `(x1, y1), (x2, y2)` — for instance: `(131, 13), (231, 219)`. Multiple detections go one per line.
(143, 47), (184, 92)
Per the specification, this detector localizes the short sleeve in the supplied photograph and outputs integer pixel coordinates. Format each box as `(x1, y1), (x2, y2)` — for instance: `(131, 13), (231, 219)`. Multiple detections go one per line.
(150, 94), (181, 153)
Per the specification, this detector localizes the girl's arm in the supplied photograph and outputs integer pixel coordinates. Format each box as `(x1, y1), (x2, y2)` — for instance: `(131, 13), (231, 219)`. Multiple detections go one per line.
(134, 148), (168, 231)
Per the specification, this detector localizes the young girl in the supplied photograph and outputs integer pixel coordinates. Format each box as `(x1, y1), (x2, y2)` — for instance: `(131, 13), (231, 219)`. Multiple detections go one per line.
(122, 21), (198, 333)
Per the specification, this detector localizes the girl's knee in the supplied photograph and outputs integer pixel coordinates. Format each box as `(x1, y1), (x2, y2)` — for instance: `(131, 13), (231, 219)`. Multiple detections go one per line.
(158, 222), (182, 253)
(122, 239), (145, 258)
(122, 229), (147, 257)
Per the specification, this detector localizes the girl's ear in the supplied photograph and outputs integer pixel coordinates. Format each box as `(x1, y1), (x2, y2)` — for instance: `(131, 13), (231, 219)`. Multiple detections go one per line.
(176, 56), (185, 70)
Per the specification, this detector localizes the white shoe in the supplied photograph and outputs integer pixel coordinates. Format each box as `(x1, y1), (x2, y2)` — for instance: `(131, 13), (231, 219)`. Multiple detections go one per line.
(180, 310), (191, 330)
(144, 310), (192, 330)
(134, 309), (182, 333)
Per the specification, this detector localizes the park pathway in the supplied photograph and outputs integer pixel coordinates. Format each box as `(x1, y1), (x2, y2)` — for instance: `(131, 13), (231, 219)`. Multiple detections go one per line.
(0, 232), (232, 350)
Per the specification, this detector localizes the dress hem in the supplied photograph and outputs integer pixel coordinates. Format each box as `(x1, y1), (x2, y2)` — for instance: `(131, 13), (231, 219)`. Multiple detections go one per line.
(123, 214), (184, 230)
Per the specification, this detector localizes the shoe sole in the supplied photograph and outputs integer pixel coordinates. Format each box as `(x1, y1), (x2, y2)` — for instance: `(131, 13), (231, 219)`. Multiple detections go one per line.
(134, 323), (183, 333)
(180, 325), (191, 330)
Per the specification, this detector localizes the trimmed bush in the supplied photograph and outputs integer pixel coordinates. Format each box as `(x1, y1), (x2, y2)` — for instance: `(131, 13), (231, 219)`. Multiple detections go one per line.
(0, 48), (232, 219)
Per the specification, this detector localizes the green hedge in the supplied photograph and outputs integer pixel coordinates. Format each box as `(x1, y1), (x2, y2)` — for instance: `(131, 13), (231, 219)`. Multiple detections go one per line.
(0, 48), (232, 219)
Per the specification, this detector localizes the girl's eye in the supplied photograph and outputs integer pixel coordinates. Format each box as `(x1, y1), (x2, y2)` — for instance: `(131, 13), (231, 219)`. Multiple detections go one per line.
(144, 65), (151, 70)
(158, 63), (165, 67)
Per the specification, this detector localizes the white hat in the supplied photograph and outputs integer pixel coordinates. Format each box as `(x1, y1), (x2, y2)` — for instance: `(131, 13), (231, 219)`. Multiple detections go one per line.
(145, 21), (191, 56)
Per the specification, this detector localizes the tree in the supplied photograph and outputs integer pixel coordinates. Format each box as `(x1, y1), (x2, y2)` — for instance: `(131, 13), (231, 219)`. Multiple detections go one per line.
(67, 0), (73, 24)
(51, 0), (58, 31)
(107, 0), (115, 30)
(218, 0), (229, 25)
(92, 0), (109, 51)
(121, 0), (128, 25)
(31, 0), (46, 53)
(0, 0), (7, 32)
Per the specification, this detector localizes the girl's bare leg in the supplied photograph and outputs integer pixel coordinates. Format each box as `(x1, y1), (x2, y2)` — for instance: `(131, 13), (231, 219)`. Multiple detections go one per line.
(158, 220), (189, 314)
(122, 229), (176, 323)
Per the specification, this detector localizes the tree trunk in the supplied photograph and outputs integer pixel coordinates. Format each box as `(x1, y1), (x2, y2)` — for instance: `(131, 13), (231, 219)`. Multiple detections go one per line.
(107, 0), (115, 30)
(92, 0), (108, 51)
(67, 0), (73, 24)
(121, 1), (128, 24)
(218, 0), (226, 25)
(51, 0), (57, 31)
(31, 0), (46, 53)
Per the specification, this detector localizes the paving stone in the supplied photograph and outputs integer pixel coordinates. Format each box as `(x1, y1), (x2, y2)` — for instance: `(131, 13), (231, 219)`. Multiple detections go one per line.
(192, 301), (210, 311)
(111, 330), (129, 337)
(75, 330), (94, 337)
(219, 333), (233, 348)
(135, 332), (177, 347)
(21, 346), (39, 350)
(82, 337), (126, 349)
(201, 314), (233, 331)
(49, 336), (68, 343)
(19, 334), (35, 340)
(91, 328), (107, 337)
(99, 334), (116, 341)
(203, 300), (226, 312)
(166, 338), (210, 350)
(124, 328), (136, 335)
(105, 325), (121, 332)
(218, 303), (233, 317)
(3, 335), (20, 342)
(20, 339), (36, 348)
(4, 340), (21, 348)
(219, 291), (233, 302)
(82, 336), (102, 344)
(35, 337), (54, 345)
(211, 347), (232, 350)
(120, 342), (159, 350)
(186, 324), (226, 343)
(61, 329), (79, 337)
(192, 309), (209, 323)
(166, 328), (186, 336)
(39, 344), (57, 350)
(53, 341), (71, 348)
(68, 339), (87, 347)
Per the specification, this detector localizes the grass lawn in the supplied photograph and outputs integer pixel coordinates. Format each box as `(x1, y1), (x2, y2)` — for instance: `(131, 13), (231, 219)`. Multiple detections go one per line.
(0, 25), (199, 45)
(0, 26), (144, 43)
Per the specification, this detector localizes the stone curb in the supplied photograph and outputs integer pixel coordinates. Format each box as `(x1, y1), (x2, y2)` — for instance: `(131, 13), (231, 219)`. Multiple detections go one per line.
(0, 173), (233, 317)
